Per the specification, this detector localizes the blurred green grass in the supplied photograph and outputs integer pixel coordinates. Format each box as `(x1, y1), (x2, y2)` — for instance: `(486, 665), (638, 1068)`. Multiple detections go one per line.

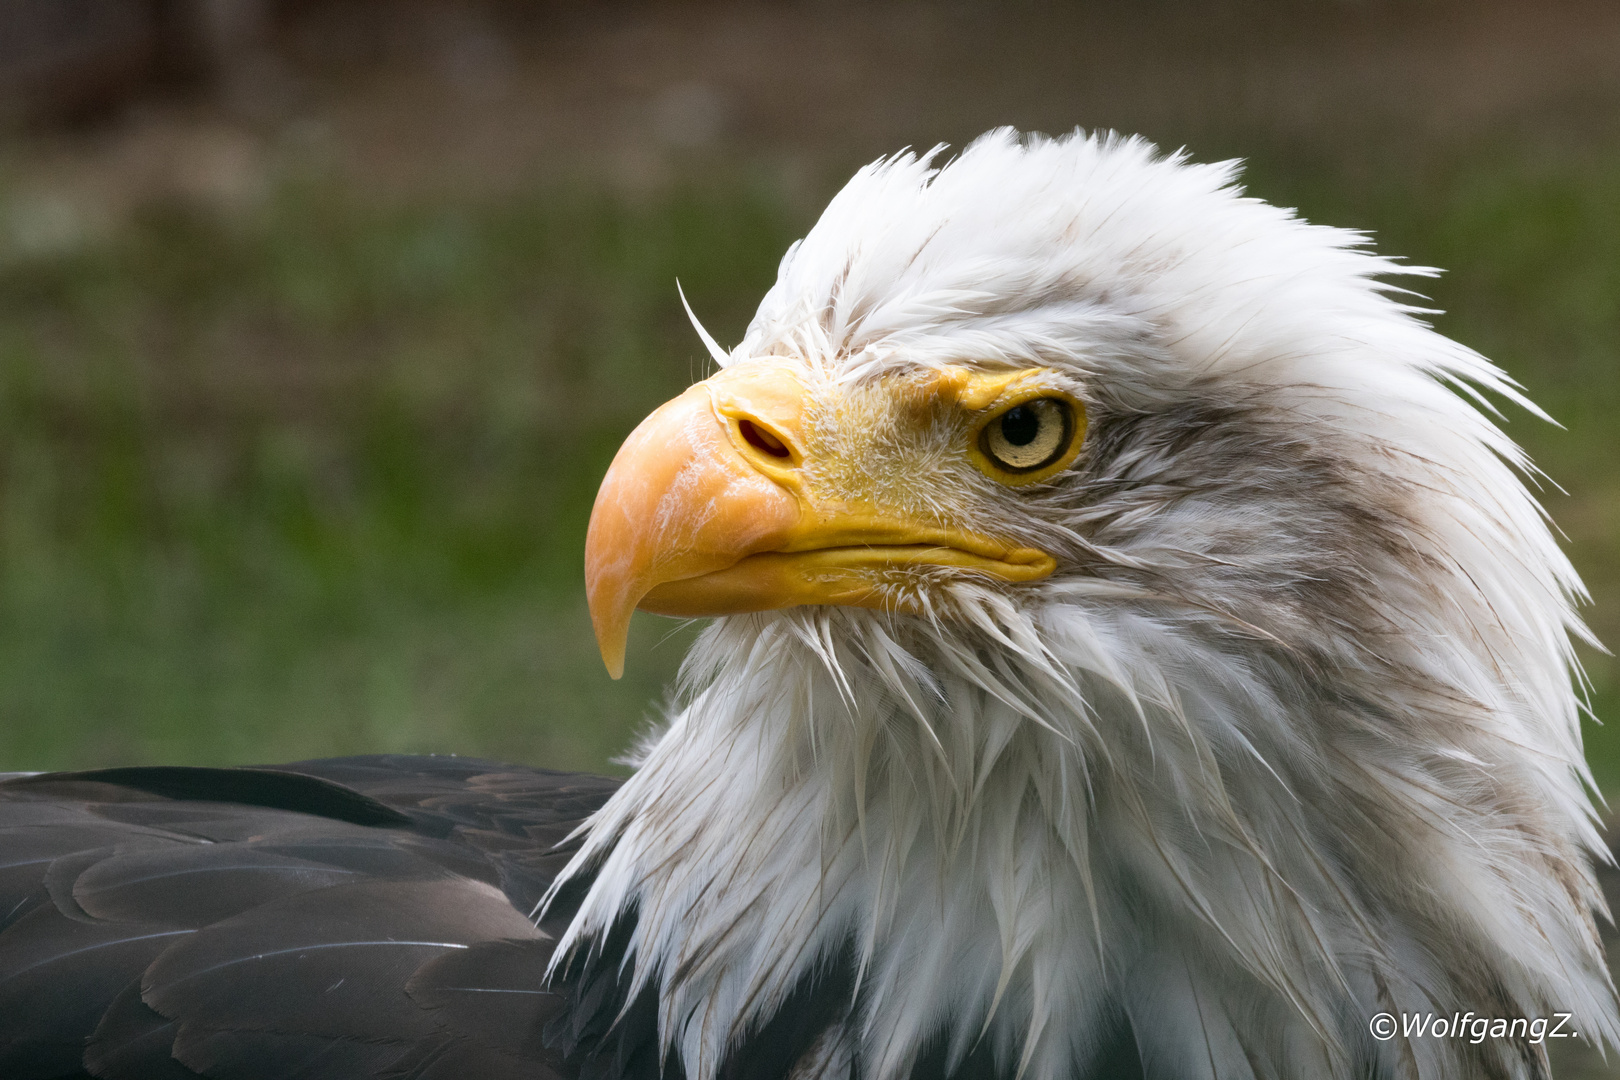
(0, 181), (797, 771)
(0, 145), (1616, 786)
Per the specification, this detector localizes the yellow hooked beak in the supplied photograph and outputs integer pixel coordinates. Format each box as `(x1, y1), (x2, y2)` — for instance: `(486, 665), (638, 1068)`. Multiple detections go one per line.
(584, 363), (1058, 677)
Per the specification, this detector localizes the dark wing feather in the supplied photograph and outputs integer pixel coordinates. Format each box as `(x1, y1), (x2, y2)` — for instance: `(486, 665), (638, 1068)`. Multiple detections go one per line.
(0, 900), (191, 1077)
(85, 981), (199, 1080)
(405, 938), (564, 1058)
(374, 1036), (538, 1080)
(9, 767), (415, 828)
(2, 753), (1138, 1080)
(143, 878), (545, 1044)
(169, 1027), (416, 1080)
(0, 756), (620, 1080)
(72, 846), (361, 926)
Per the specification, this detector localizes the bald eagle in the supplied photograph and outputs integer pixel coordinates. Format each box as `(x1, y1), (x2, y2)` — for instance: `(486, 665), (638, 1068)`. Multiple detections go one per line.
(0, 129), (1611, 1080)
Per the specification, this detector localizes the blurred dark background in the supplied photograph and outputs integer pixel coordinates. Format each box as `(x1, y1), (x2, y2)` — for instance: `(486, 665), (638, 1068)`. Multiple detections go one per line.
(0, 0), (1617, 782)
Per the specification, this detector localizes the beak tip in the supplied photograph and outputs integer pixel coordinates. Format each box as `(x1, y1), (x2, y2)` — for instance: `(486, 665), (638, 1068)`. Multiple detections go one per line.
(592, 615), (630, 680)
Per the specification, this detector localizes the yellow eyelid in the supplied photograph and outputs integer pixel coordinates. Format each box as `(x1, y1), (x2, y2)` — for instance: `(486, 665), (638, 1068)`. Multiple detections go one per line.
(966, 387), (1088, 487)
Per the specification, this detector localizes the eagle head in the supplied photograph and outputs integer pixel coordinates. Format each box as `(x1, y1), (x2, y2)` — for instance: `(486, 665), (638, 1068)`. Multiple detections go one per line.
(561, 129), (1616, 1080)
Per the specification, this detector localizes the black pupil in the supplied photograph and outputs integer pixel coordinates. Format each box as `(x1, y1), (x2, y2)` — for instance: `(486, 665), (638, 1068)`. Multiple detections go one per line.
(999, 404), (1040, 446)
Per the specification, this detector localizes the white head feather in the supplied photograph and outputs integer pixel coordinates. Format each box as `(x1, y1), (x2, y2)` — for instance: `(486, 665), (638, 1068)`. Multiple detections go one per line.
(552, 129), (1615, 1080)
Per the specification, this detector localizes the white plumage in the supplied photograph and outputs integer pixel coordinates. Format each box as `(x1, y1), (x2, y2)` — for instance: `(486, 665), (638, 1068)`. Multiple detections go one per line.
(555, 129), (1616, 1080)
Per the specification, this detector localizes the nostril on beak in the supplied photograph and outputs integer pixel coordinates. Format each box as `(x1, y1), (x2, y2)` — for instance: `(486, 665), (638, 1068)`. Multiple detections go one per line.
(738, 419), (792, 459)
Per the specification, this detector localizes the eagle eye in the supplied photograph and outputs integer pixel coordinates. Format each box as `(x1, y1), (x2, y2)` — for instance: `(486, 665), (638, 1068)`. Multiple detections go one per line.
(979, 397), (1074, 476)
